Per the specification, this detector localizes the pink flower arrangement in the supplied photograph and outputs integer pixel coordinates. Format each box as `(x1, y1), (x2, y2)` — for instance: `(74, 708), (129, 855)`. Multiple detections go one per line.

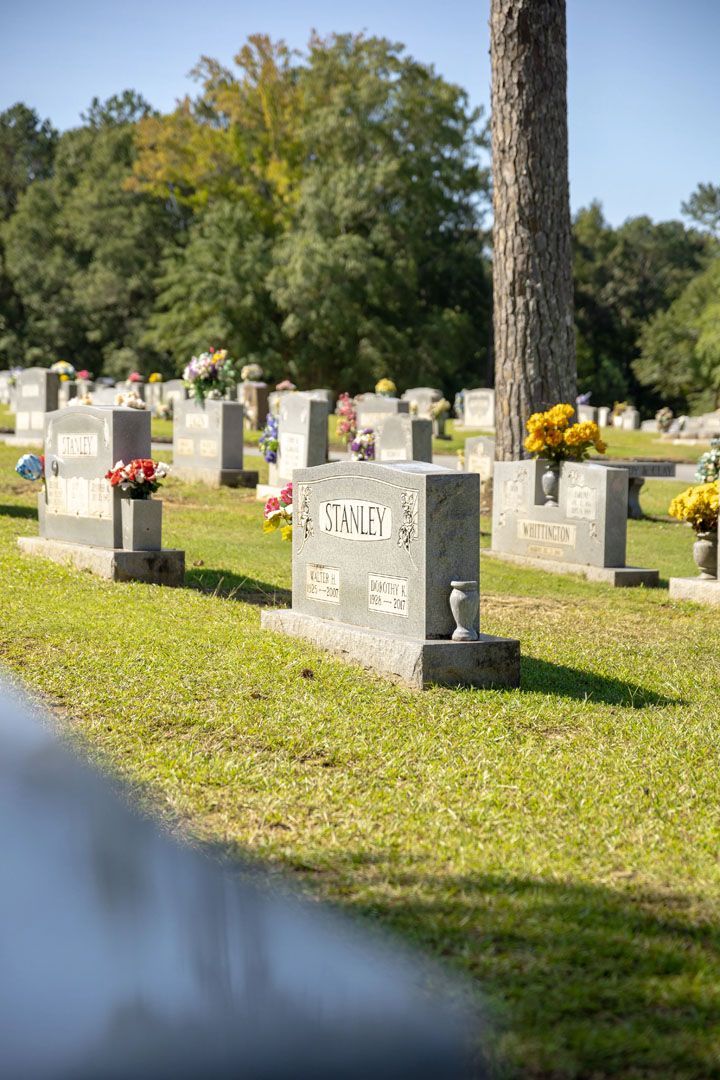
(335, 392), (357, 444)
(263, 482), (293, 541)
(128, 371), (143, 383)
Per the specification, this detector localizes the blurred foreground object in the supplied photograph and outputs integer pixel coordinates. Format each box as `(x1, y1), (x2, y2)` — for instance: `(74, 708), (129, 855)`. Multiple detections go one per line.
(0, 678), (481, 1079)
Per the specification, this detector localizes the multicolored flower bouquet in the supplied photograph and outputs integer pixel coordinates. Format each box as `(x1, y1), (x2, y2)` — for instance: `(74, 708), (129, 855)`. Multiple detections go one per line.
(128, 371), (143, 383)
(15, 453), (44, 483)
(655, 406), (674, 433)
(524, 404), (607, 463)
(105, 459), (170, 500)
(51, 361), (75, 382)
(669, 483), (719, 534)
(76, 369), (93, 380)
(696, 438), (720, 483)
(183, 348), (238, 404)
(350, 428), (375, 461)
(259, 413), (279, 463)
(335, 392), (357, 444)
(241, 363), (264, 381)
(375, 378), (396, 396)
(263, 483), (293, 541)
(275, 379), (296, 392)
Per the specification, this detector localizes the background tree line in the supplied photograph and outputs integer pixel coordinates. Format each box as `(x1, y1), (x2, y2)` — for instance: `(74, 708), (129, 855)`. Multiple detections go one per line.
(0, 31), (718, 413)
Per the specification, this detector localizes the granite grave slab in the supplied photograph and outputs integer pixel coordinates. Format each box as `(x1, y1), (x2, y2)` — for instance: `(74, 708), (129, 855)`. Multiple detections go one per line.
(374, 414), (432, 463)
(11, 368), (60, 446)
(173, 398), (257, 487)
(261, 460), (520, 689)
(461, 388), (495, 429)
(489, 458), (658, 586)
(257, 392), (329, 499)
(355, 395), (410, 431)
(238, 380), (269, 430)
(401, 387), (443, 419)
(18, 406), (184, 585)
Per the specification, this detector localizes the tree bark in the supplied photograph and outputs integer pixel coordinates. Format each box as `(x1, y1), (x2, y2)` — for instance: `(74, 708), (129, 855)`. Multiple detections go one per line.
(490, 0), (576, 460)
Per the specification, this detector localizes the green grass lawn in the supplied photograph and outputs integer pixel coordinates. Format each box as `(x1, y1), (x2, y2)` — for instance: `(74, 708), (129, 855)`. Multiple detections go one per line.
(1, 438), (719, 1077)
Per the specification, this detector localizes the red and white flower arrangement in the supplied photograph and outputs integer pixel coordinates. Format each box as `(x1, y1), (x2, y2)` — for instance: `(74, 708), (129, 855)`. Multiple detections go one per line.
(105, 459), (170, 499)
(263, 482), (293, 541)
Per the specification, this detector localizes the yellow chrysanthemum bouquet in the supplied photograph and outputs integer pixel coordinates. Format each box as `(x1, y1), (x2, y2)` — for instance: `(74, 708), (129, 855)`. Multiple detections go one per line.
(524, 403), (607, 463)
(668, 484), (719, 535)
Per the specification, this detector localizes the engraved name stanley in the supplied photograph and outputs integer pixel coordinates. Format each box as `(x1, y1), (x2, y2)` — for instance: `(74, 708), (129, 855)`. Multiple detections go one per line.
(319, 499), (392, 541)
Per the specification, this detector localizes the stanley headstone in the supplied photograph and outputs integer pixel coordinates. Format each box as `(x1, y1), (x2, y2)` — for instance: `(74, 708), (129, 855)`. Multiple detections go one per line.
(490, 458), (658, 586)
(18, 406), (183, 585)
(173, 399), (257, 487)
(13, 368), (60, 446)
(261, 460), (520, 689)
(374, 414), (432, 463)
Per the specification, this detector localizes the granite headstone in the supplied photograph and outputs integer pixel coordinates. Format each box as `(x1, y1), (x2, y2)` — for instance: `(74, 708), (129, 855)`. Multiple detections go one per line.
(173, 398), (257, 487)
(374, 414), (432, 463)
(461, 388), (495, 429)
(355, 395), (410, 430)
(13, 368), (60, 445)
(261, 460), (520, 688)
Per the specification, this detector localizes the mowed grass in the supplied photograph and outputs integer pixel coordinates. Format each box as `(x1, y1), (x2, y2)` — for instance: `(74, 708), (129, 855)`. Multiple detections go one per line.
(1, 439), (720, 1078)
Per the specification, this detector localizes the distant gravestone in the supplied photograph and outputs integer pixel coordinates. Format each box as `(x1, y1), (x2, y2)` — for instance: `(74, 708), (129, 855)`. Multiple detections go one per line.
(90, 384), (118, 407)
(401, 387), (443, 420)
(597, 406), (611, 427)
(306, 389), (334, 410)
(268, 388), (296, 415)
(12, 368), (60, 446)
(163, 380), (188, 408)
(355, 395), (410, 430)
(576, 404), (597, 423)
(261, 460), (520, 689)
(619, 407), (640, 430)
(115, 380), (146, 402)
(58, 382), (78, 409)
(237, 381), (269, 430)
(461, 388), (495, 429)
(592, 458), (676, 519)
(0, 371), (11, 406)
(374, 414), (432, 463)
(18, 406), (183, 585)
(465, 436), (496, 484)
(490, 459), (658, 586)
(173, 399), (257, 488)
(258, 392), (329, 499)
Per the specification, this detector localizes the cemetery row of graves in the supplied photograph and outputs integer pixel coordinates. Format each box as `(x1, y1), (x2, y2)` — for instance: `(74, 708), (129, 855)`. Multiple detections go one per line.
(1, 357), (720, 1076)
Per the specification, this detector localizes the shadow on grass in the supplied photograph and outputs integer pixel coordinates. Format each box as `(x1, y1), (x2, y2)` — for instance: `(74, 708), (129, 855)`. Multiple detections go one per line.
(302, 863), (720, 1078)
(521, 656), (682, 707)
(0, 503), (37, 520)
(185, 566), (290, 607)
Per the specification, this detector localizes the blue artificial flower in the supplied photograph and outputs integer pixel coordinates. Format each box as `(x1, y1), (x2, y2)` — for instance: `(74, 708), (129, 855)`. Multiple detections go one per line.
(15, 453), (44, 482)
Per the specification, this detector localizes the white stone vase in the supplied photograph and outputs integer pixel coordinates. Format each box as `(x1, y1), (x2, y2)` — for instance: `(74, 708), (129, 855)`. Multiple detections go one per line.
(541, 463), (560, 506)
(449, 581), (479, 641)
(121, 497), (162, 552)
(693, 531), (718, 579)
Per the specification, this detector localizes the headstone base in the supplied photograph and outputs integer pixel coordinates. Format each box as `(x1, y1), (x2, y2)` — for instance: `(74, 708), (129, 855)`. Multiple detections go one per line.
(261, 609), (520, 690)
(668, 577), (720, 605)
(18, 536), (185, 586)
(486, 551), (659, 587)
(172, 466), (258, 488)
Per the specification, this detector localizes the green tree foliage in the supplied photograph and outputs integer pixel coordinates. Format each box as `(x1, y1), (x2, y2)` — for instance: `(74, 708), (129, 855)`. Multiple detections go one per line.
(3, 92), (179, 373)
(0, 104), (58, 363)
(133, 33), (491, 391)
(682, 182), (720, 239)
(573, 202), (709, 408)
(635, 259), (720, 411)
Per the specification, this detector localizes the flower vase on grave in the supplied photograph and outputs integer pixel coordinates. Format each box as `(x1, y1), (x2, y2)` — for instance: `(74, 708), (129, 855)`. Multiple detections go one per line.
(541, 463), (560, 506)
(693, 531), (718, 579)
(121, 497), (162, 551)
(449, 581), (479, 641)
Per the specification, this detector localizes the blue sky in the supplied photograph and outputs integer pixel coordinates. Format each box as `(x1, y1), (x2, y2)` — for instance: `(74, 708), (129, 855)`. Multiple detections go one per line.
(2, 0), (718, 226)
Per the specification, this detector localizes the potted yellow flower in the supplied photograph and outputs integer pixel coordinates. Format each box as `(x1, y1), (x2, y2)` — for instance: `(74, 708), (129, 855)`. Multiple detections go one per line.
(375, 378), (397, 397)
(668, 483), (719, 578)
(524, 403), (607, 505)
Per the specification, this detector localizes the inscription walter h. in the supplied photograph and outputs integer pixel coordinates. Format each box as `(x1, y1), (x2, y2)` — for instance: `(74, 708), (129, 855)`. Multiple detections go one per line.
(368, 574), (408, 617)
(319, 499), (392, 541)
(518, 519), (577, 547)
(305, 563), (340, 603)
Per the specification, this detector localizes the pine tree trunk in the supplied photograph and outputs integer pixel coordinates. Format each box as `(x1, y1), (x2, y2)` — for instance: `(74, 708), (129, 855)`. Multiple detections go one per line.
(491, 0), (577, 460)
